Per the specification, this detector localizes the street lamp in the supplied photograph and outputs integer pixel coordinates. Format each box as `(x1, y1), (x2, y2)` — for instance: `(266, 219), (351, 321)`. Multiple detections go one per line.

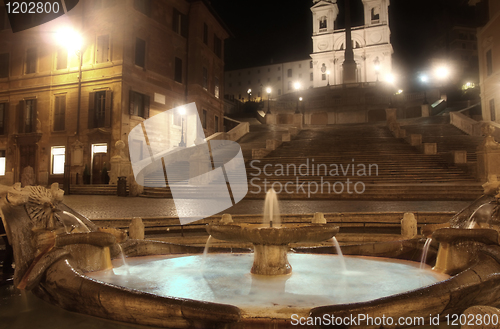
(178, 107), (186, 147)
(374, 57), (380, 82)
(294, 82), (301, 114)
(247, 88), (252, 102)
(326, 70), (330, 86)
(297, 97), (303, 114)
(266, 87), (271, 114)
(56, 27), (83, 194)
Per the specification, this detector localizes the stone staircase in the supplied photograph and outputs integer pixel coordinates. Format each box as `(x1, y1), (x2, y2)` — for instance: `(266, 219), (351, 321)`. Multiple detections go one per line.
(400, 116), (483, 163)
(241, 123), (482, 200)
(142, 121), (483, 200)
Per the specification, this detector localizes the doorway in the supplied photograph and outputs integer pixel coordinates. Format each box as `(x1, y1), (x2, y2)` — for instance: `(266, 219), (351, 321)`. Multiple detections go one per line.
(91, 143), (109, 184)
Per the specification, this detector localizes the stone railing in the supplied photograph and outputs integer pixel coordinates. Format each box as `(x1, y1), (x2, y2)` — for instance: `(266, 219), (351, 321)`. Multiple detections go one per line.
(450, 112), (482, 136)
(205, 118), (249, 143)
(226, 121), (249, 142)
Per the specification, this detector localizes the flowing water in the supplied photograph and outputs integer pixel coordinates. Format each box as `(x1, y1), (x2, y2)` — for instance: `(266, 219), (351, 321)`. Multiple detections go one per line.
(420, 238), (432, 270)
(203, 235), (213, 258)
(116, 244), (128, 267)
(263, 188), (281, 227)
(331, 237), (346, 272)
(56, 211), (90, 233)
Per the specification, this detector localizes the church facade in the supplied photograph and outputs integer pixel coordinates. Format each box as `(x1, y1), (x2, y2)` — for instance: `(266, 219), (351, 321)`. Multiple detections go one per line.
(224, 0), (393, 102)
(310, 0), (393, 87)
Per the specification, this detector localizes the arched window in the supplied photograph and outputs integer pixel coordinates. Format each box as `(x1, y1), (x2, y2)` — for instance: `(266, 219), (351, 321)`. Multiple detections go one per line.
(319, 16), (327, 30)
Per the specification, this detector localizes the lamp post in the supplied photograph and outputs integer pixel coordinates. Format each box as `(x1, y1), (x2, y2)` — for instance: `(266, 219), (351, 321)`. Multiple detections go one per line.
(374, 57), (380, 82)
(247, 88), (252, 102)
(56, 28), (83, 193)
(326, 70), (330, 86)
(294, 82), (301, 114)
(266, 87), (271, 114)
(178, 107), (186, 147)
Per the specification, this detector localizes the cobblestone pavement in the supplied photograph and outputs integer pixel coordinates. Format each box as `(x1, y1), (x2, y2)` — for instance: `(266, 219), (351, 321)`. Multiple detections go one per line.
(63, 195), (471, 219)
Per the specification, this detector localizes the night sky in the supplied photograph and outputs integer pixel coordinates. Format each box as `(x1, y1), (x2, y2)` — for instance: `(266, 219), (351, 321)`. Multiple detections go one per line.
(210, 0), (485, 74)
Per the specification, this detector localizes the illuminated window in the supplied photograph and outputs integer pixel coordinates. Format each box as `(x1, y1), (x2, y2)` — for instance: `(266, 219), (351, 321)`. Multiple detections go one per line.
(0, 150), (5, 176)
(51, 147), (65, 175)
(214, 77), (219, 98)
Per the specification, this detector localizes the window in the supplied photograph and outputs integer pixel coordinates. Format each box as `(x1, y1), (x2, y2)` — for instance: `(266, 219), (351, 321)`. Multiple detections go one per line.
(129, 90), (149, 119)
(322, 74), (326, 80)
(174, 57), (182, 83)
(134, 0), (151, 16)
(0, 5), (6, 31)
(173, 8), (188, 37)
(277, 76), (281, 81)
(25, 48), (36, 74)
(486, 49), (493, 76)
(0, 102), (6, 135)
(203, 67), (208, 90)
(299, 64), (301, 68)
(310, 72), (313, 81)
(214, 77), (219, 98)
(53, 95), (66, 131)
(287, 69), (292, 78)
(214, 35), (222, 57)
(51, 147), (65, 175)
(19, 99), (36, 133)
(214, 115), (219, 133)
(202, 109), (207, 129)
(56, 48), (67, 70)
(278, 67), (281, 71)
(0, 150), (5, 176)
(96, 35), (110, 63)
(371, 7), (380, 22)
(319, 16), (327, 29)
(135, 38), (146, 68)
(89, 90), (112, 128)
(491, 99), (496, 121)
(0, 53), (8, 78)
(310, 61), (313, 68)
(203, 23), (208, 45)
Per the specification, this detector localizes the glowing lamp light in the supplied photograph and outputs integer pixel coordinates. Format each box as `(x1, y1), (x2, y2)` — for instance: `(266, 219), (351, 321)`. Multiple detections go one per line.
(397, 89), (403, 94)
(385, 74), (395, 84)
(56, 28), (82, 53)
(247, 89), (252, 94)
(299, 97), (303, 101)
(266, 87), (271, 94)
(294, 82), (301, 90)
(420, 74), (428, 83)
(178, 106), (186, 115)
(435, 66), (450, 80)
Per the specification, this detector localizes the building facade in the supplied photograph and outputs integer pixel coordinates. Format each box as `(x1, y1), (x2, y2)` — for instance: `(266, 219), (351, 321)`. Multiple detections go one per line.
(224, 0), (393, 102)
(310, 0), (393, 87)
(0, 0), (228, 186)
(478, 0), (500, 122)
(224, 59), (314, 102)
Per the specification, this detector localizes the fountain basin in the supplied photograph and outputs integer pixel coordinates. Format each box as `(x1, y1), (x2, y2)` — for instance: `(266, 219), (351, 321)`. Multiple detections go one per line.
(207, 223), (339, 275)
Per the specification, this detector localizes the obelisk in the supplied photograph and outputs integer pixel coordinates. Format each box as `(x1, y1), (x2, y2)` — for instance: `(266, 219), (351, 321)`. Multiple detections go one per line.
(342, 0), (357, 84)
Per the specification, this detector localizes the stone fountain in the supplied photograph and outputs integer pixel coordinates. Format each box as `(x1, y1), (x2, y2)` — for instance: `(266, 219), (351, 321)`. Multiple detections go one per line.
(3, 183), (500, 328)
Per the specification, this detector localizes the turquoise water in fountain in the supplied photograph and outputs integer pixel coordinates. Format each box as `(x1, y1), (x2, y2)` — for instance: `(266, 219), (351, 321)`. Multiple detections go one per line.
(87, 253), (449, 312)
